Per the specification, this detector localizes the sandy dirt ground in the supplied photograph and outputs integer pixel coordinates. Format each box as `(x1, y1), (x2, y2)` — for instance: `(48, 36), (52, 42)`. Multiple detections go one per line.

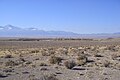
(0, 38), (120, 80)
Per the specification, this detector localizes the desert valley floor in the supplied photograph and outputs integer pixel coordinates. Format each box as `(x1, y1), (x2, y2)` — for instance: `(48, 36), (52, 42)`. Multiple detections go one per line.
(0, 38), (120, 80)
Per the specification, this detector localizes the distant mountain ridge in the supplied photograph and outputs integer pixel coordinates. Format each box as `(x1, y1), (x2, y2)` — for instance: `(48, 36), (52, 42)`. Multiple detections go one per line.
(0, 25), (78, 37)
(0, 25), (120, 38)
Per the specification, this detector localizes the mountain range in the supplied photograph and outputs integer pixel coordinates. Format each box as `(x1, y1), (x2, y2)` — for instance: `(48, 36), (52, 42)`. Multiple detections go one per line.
(0, 25), (120, 38)
(0, 25), (78, 37)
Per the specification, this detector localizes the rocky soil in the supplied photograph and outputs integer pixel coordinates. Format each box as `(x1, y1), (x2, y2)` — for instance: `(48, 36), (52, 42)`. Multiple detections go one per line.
(0, 39), (120, 80)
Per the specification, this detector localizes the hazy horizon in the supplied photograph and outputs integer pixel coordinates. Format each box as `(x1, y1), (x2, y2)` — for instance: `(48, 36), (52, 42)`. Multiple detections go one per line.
(0, 0), (120, 34)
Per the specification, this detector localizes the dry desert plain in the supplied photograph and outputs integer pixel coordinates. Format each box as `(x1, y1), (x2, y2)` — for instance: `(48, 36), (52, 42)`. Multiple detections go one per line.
(0, 38), (120, 80)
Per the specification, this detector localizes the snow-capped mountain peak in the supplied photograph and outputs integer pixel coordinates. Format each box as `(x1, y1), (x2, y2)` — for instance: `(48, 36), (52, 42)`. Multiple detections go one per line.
(4, 25), (21, 30)
(8, 27), (12, 30)
(0, 25), (79, 37)
(0, 26), (4, 30)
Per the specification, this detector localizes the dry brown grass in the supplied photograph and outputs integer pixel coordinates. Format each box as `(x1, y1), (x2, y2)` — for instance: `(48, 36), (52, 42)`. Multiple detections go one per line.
(49, 55), (62, 65)
(64, 60), (76, 69)
(0, 38), (120, 80)
(76, 54), (88, 66)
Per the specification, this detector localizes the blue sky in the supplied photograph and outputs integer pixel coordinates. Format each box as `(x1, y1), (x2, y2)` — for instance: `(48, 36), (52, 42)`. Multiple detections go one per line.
(0, 0), (120, 34)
